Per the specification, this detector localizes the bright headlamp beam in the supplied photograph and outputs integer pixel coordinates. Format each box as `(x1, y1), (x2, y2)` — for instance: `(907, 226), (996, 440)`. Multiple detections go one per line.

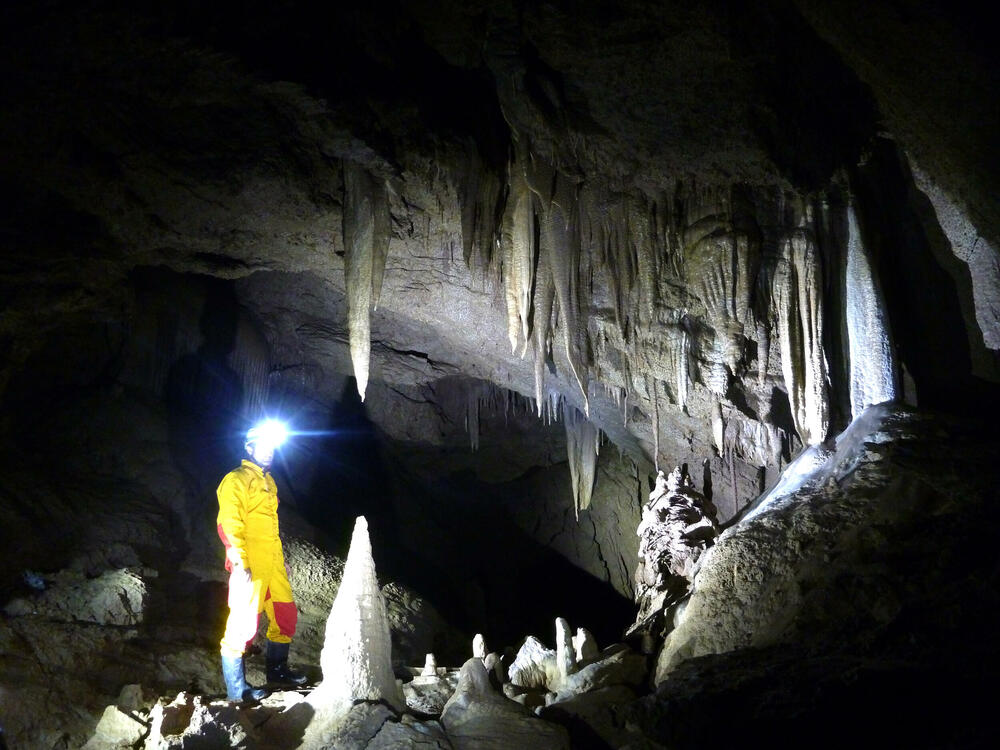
(247, 419), (289, 449)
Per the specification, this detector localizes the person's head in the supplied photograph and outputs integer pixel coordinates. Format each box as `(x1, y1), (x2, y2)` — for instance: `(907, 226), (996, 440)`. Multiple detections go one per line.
(244, 420), (288, 469)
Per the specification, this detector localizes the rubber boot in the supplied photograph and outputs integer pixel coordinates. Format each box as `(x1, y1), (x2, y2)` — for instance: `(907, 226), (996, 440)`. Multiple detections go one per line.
(266, 641), (308, 686)
(221, 653), (268, 703)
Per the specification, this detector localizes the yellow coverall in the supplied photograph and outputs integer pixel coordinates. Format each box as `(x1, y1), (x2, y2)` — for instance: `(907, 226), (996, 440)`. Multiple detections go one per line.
(217, 459), (297, 658)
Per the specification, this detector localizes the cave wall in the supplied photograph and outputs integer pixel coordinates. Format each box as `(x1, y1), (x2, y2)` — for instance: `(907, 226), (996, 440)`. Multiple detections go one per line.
(1, 0), (996, 598)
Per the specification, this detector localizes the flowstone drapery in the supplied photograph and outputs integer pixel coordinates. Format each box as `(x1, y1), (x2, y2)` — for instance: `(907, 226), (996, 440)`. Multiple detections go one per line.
(846, 205), (898, 417)
(772, 222), (830, 446)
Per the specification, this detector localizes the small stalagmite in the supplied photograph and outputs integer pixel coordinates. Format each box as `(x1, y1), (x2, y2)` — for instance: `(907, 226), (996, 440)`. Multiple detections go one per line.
(473, 633), (487, 659)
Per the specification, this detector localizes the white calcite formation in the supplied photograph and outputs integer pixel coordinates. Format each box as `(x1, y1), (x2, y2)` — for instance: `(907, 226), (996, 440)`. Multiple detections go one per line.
(508, 636), (560, 690)
(846, 205), (898, 418)
(564, 404), (601, 519)
(342, 162), (391, 402)
(573, 628), (599, 663)
(310, 516), (404, 716)
(555, 617), (576, 684)
(772, 223), (830, 445)
(443, 658), (570, 750)
(473, 633), (487, 659)
(422, 653), (438, 677)
(632, 467), (718, 631)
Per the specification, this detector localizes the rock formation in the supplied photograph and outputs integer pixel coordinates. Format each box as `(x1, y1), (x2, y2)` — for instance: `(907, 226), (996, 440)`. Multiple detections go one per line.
(442, 658), (570, 750)
(310, 516), (404, 717)
(507, 636), (560, 691)
(573, 628), (599, 663)
(632, 467), (719, 635)
(1, 1), (998, 747)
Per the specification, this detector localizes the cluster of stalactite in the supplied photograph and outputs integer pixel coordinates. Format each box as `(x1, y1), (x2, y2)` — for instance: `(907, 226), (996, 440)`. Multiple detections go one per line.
(337, 138), (898, 518)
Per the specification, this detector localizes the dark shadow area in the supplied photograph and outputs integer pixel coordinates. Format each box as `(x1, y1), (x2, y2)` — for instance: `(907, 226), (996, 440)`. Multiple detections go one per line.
(288, 378), (399, 559)
(388, 466), (636, 651)
(851, 138), (1000, 413)
(163, 275), (250, 543)
(279, 380), (634, 651)
(727, 0), (879, 191)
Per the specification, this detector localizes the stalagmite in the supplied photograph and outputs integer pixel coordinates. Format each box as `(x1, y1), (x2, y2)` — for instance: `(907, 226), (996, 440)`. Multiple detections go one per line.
(572, 628), (598, 662)
(629, 468), (718, 637)
(846, 205), (898, 418)
(564, 404), (600, 519)
(555, 618), (575, 685)
(508, 637), (559, 690)
(309, 516), (404, 716)
(422, 654), (438, 677)
(473, 633), (487, 659)
(771, 228), (829, 445)
(342, 162), (391, 401)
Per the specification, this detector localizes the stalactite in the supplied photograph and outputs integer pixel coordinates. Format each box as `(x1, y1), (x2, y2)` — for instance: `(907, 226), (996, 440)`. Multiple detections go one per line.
(652, 378), (661, 472)
(771, 226), (830, 445)
(846, 205), (898, 419)
(342, 161), (390, 401)
(666, 329), (689, 410)
(712, 399), (725, 454)
(564, 402), (600, 520)
(457, 143), (505, 271)
(501, 144), (536, 355)
(533, 267), (556, 415)
(539, 172), (590, 414)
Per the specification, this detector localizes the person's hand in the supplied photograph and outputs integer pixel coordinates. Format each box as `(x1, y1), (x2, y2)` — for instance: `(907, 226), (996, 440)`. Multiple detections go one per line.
(231, 561), (252, 585)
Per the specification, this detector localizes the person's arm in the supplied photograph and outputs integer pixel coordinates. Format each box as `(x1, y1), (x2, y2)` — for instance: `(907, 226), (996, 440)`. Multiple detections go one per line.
(217, 472), (250, 575)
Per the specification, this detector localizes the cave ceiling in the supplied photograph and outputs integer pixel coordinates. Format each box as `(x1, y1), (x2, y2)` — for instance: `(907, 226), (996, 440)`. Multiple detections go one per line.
(1, 0), (997, 506)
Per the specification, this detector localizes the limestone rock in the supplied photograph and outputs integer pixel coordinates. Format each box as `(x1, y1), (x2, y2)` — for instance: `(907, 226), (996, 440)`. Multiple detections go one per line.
(403, 669), (460, 716)
(443, 658), (570, 750)
(422, 653), (438, 677)
(312, 516), (404, 712)
(555, 617), (576, 684)
(632, 468), (718, 633)
(473, 633), (487, 659)
(538, 685), (640, 748)
(82, 706), (146, 750)
(143, 697), (256, 750)
(573, 628), (599, 662)
(4, 569), (147, 626)
(551, 645), (648, 703)
(367, 715), (451, 749)
(507, 637), (560, 690)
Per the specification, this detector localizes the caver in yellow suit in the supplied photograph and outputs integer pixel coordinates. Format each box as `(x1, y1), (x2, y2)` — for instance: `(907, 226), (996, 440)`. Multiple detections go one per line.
(217, 445), (307, 702)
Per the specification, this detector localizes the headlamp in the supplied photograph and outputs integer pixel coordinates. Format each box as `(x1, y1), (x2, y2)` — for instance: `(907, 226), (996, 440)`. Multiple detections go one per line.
(246, 419), (289, 450)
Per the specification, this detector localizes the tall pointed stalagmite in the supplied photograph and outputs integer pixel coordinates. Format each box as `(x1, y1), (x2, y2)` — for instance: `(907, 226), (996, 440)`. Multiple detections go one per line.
(310, 516), (403, 713)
